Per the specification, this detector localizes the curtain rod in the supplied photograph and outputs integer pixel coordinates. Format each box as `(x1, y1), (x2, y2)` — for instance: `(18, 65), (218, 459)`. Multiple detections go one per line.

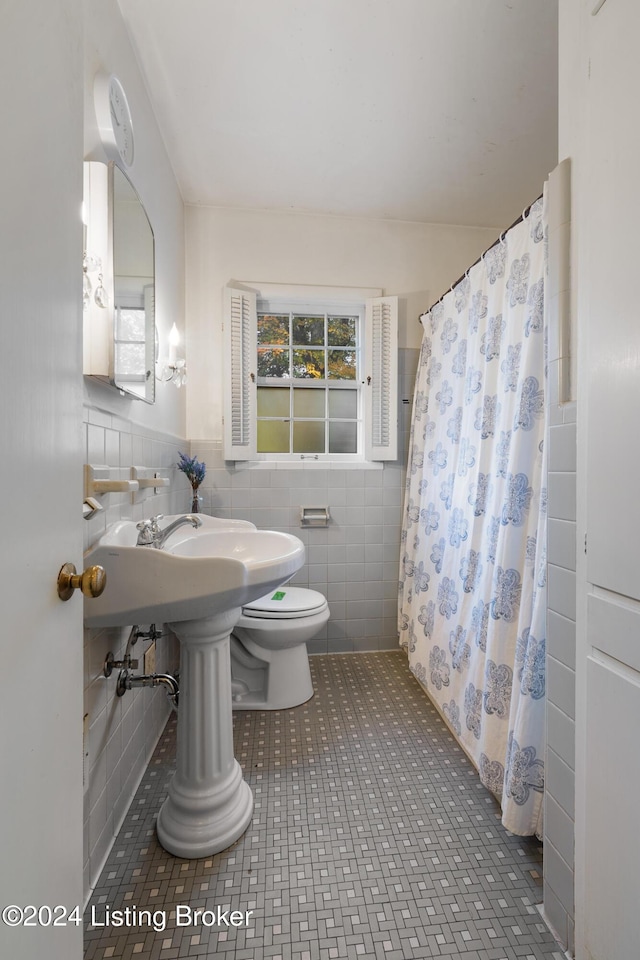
(418, 193), (544, 321)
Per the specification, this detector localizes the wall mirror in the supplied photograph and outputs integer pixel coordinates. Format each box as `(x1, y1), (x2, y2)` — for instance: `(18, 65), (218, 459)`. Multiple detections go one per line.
(111, 165), (155, 401)
(83, 161), (156, 403)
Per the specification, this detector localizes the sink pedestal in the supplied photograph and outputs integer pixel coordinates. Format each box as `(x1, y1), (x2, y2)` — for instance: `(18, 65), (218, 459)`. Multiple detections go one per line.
(157, 608), (253, 858)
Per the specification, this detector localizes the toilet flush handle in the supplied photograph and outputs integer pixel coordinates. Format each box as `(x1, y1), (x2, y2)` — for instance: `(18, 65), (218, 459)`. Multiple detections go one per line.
(57, 562), (106, 601)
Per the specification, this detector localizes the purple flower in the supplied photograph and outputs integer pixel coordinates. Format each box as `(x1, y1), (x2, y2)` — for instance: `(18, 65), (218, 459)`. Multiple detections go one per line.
(177, 452), (206, 488)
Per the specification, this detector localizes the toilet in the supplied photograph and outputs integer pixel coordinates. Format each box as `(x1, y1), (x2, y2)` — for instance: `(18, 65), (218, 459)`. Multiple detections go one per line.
(229, 586), (329, 710)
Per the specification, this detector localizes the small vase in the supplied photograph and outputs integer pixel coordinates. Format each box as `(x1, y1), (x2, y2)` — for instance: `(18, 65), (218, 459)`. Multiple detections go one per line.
(191, 488), (201, 513)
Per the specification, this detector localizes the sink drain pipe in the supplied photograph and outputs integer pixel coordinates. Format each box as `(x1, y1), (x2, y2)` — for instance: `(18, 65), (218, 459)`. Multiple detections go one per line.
(118, 671), (179, 710)
(103, 624), (179, 711)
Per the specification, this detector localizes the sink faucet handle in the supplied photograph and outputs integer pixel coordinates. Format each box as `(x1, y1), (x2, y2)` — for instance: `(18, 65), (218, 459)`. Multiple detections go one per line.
(150, 516), (165, 542)
(136, 518), (158, 546)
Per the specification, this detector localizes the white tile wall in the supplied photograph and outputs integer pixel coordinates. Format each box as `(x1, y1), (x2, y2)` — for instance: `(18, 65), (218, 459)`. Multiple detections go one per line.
(547, 654), (576, 719)
(544, 841), (576, 926)
(547, 610), (577, 670)
(547, 470), (577, 522)
(193, 454), (404, 652)
(547, 563), (577, 622)
(545, 793), (575, 868)
(548, 518), (577, 571)
(547, 701), (576, 767)
(544, 158), (576, 955)
(82, 404), (190, 903)
(545, 410), (577, 953)
(190, 348), (419, 654)
(546, 746), (575, 822)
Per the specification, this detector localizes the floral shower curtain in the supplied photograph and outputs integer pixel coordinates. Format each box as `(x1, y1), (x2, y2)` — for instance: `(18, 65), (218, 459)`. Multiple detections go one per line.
(399, 196), (547, 837)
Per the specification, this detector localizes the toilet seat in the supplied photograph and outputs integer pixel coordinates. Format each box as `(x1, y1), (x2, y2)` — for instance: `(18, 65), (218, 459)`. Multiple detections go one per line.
(241, 586), (327, 620)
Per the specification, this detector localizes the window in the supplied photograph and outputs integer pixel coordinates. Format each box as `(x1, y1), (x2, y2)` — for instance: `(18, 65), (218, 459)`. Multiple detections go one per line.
(256, 303), (361, 456)
(114, 306), (146, 382)
(113, 284), (155, 394)
(223, 285), (397, 463)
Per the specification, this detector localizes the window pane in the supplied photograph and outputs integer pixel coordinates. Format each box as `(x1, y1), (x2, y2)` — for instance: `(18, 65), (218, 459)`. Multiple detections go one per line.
(115, 342), (145, 377)
(328, 389), (357, 419)
(328, 349), (356, 380)
(258, 347), (290, 378)
(294, 388), (325, 418)
(293, 421), (325, 453)
(117, 307), (145, 340)
(257, 420), (290, 453)
(329, 422), (357, 454)
(258, 314), (289, 345)
(328, 316), (356, 347)
(292, 315), (324, 346)
(257, 386), (290, 417)
(292, 349), (324, 378)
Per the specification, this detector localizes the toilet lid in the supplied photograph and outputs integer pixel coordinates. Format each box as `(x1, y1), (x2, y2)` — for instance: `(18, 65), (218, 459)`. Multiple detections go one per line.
(241, 587), (327, 619)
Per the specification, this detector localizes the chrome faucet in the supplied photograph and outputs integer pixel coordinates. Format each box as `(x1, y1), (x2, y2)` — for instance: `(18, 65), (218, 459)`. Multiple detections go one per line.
(136, 514), (202, 548)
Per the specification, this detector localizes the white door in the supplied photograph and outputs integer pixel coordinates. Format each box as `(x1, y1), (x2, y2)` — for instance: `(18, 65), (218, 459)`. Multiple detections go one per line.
(0, 3), (85, 958)
(577, 1), (640, 957)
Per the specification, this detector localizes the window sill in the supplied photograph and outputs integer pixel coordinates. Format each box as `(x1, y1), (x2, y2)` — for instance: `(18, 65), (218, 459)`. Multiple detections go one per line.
(227, 459), (384, 472)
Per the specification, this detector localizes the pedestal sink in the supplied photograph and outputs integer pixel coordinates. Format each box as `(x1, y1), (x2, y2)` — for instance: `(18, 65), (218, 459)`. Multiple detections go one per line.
(84, 515), (305, 858)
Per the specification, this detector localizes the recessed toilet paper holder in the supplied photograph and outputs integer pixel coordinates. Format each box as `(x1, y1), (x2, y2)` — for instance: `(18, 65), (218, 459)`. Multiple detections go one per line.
(300, 506), (330, 527)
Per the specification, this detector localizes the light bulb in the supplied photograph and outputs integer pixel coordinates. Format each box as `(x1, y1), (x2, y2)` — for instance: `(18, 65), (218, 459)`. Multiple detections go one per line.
(169, 323), (180, 363)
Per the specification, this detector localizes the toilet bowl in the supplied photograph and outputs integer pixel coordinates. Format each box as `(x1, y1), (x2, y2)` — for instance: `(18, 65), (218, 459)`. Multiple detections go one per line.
(229, 586), (329, 710)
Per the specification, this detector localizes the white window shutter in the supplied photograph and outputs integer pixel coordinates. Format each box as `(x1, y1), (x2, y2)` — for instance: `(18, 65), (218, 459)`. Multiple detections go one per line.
(223, 286), (257, 460)
(364, 296), (398, 461)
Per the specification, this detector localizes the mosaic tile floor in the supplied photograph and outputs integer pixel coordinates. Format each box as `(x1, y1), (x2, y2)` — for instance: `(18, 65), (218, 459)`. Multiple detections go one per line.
(84, 652), (563, 960)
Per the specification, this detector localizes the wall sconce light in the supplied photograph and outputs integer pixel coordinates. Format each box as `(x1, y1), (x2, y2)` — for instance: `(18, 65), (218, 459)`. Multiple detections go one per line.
(157, 322), (187, 387)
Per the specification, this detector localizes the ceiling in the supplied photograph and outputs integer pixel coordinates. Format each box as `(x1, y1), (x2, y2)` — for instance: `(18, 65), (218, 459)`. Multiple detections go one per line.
(117, 0), (558, 229)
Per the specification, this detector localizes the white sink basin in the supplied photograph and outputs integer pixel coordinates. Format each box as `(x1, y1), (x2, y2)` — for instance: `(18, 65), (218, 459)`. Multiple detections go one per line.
(83, 514), (305, 627)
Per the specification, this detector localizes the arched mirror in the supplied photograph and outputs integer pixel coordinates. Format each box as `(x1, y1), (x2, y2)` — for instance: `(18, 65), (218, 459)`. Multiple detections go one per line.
(111, 164), (155, 401)
(83, 161), (156, 403)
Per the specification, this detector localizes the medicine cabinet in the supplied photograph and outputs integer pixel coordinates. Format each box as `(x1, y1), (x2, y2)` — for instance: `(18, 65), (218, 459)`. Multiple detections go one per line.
(83, 161), (156, 403)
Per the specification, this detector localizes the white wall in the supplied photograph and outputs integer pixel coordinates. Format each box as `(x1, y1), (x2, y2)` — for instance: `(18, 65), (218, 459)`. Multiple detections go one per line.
(185, 205), (499, 440)
(81, 0), (190, 900)
(83, 0), (186, 440)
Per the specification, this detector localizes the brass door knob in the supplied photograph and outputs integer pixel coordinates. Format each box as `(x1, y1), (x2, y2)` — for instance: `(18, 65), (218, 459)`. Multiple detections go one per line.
(57, 562), (107, 601)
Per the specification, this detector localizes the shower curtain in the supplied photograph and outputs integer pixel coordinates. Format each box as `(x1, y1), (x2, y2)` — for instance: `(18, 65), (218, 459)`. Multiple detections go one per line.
(399, 197), (547, 837)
